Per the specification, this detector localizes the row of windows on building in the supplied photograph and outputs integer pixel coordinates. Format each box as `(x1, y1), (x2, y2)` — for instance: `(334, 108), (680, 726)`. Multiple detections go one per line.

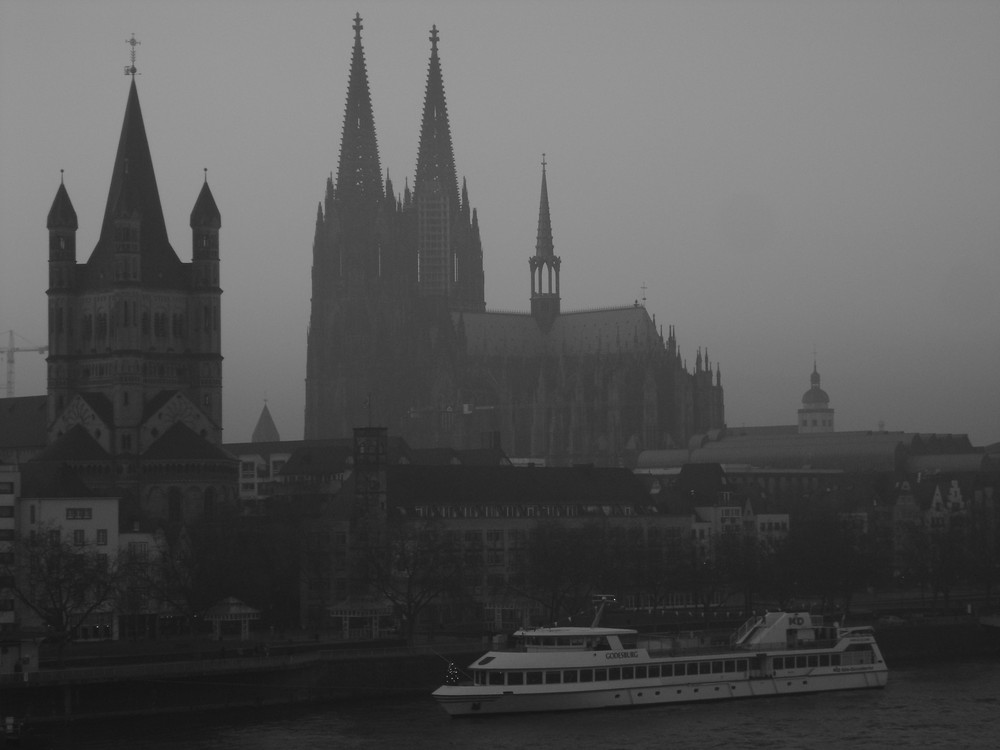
(411, 504), (666, 520)
(51, 305), (220, 339)
(22, 528), (110, 546)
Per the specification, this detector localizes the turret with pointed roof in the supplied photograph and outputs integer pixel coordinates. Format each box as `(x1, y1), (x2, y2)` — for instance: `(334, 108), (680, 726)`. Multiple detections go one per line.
(252, 403), (281, 444)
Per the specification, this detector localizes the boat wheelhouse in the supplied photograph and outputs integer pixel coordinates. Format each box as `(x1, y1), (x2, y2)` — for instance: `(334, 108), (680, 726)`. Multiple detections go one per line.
(433, 606), (887, 716)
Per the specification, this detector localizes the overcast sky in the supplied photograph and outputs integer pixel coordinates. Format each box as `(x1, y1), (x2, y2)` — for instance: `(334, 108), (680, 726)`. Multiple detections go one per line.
(1, 0), (997, 447)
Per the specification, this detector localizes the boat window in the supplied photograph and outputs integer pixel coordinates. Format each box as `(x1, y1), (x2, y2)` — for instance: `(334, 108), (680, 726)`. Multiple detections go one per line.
(478, 656), (495, 666)
(595, 669), (608, 682)
(649, 664), (661, 678)
(542, 637), (556, 646)
(661, 664), (672, 677)
(773, 657), (784, 670)
(570, 638), (585, 647)
(724, 660), (735, 672)
(474, 671), (483, 685)
(687, 663), (699, 676)
(563, 670), (578, 683)
(622, 667), (634, 679)
(507, 672), (523, 685)
(635, 666), (647, 679)
(620, 635), (638, 649)
(488, 672), (504, 686)
(831, 654), (840, 666)
(796, 656), (806, 669)
(609, 668), (621, 681)
(808, 655), (818, 668)
(699, 662), (711, 675)
(579, 669), (593, 683)
(712, 661), (724, 674)
(526, 672), (543, 685)
(737, 659), (749, 673)
(545, 671), (561, 684)
(819, 654), (830, 667)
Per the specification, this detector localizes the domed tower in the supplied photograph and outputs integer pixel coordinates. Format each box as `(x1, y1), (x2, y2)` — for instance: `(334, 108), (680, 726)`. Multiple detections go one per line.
(797, 359), (834, 433)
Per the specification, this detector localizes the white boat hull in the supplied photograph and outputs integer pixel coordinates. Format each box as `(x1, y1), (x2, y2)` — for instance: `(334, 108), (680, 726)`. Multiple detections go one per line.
(434, 668), (887, 716)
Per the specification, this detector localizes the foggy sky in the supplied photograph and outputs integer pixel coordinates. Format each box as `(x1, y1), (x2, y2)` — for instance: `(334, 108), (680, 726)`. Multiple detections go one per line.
(1, 0), (997, 447)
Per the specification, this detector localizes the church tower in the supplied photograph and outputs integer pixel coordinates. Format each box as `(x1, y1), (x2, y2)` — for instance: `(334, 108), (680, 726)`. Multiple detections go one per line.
(529, 157), (560, 331)
(46, 58), (223, 454)
(412, 25), (484, 311)
(305, 17), (485, 440)
(39, 38), (234, 528)
(305, 14), (407, 438)
(798, 359), (834, 433)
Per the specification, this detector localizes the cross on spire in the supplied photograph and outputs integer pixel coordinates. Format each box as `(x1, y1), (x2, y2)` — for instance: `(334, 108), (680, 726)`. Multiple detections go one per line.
(124, 33), (140, 77)
(430, 24), (439, 51)
(353, 13), (363, 41)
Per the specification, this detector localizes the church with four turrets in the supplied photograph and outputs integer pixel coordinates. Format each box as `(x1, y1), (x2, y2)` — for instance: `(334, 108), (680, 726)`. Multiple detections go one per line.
(39, 53), (236, 525)
(304, 16), (725, 465)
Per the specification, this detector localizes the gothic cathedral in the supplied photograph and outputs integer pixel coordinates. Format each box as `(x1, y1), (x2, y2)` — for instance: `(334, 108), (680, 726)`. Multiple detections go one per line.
(305, 16), (725, 466)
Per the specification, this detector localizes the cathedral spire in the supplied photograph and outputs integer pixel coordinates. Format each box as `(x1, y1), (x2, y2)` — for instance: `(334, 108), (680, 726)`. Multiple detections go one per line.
(335, 13), (384, 206)
(535, 154), (554, 258)
(529, 156), (561, 330)
(414, 24), (459, 210)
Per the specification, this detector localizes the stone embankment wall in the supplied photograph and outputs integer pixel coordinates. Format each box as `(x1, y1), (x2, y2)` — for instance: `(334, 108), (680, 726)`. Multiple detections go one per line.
(0, 645), (481, 723)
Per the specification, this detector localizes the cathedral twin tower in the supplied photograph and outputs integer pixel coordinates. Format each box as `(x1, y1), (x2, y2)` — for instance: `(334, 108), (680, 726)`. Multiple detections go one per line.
(304, 15), (725, 464)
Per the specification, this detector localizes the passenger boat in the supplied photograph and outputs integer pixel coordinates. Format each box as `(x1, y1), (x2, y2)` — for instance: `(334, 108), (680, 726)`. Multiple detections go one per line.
(433, 600), (887, 716)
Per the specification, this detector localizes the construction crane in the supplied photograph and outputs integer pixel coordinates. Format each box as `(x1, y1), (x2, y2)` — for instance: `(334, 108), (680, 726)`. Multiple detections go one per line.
(4, 330), (48, 398)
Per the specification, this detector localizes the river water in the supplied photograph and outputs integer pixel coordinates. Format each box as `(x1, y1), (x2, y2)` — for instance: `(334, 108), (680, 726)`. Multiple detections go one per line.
(36, 659), (1000, 749)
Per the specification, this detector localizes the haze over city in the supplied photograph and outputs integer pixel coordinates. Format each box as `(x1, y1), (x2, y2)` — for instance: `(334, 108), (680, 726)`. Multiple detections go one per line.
(1, 0), (997, 446)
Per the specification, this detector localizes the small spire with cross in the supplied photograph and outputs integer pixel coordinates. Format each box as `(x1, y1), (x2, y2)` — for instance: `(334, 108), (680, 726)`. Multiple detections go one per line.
(640, 282), (647, 305)
(124, 33), (140, 77)
(430, 24), (439, 52)
(353, 13), (363, 42)
(541, 152), (547, 173)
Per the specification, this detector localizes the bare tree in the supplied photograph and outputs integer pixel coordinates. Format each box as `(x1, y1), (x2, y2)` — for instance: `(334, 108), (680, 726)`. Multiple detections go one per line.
(359, 518), (472, 645)
(0, 523), (121, 652)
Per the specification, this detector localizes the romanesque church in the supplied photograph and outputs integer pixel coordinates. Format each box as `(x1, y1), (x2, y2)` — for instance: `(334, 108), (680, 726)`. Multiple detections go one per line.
(304, 15), (725, 466)
(39, 66), (236, 523)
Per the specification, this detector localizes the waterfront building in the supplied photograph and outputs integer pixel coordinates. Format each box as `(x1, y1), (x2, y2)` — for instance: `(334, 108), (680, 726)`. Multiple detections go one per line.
(304, 16), (725, 466)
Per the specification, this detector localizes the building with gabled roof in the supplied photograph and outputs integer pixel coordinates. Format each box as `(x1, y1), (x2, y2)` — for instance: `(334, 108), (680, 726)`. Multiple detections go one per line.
(304, 15), (724, 466)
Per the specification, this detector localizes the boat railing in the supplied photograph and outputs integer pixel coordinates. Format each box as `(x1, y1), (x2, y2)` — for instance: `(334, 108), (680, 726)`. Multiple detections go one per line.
(733, 615), (764, 645)
(735, 637), (842, 653)
(639, 635), (846, 658)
